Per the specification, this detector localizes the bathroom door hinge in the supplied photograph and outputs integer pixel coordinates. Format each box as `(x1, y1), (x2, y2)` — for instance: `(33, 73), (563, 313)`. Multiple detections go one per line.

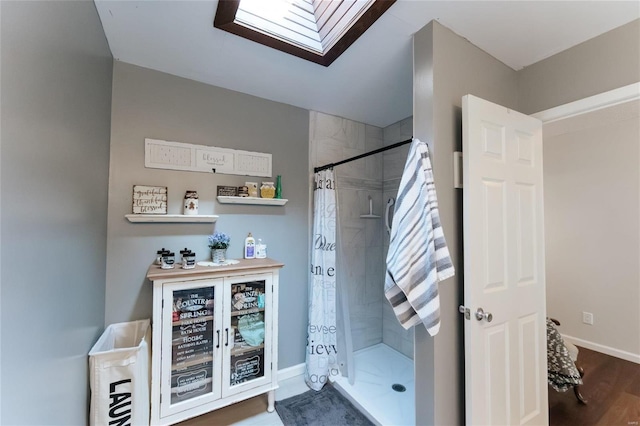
(454, 151), (463, 189)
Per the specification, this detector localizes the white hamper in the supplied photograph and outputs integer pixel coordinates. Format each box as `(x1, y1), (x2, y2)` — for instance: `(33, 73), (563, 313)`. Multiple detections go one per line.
(89, 319), (151, 426)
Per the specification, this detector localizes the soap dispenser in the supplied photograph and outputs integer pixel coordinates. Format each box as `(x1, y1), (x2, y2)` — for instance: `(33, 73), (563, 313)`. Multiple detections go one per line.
(256, 239), (267, 259)
(244, 233), (256, 259)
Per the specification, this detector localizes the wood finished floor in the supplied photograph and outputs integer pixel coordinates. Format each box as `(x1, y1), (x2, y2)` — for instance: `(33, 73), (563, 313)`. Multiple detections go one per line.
(549, 346), (640, 426)
(176, 347), (639, 426)
(177, 393), (281, 426)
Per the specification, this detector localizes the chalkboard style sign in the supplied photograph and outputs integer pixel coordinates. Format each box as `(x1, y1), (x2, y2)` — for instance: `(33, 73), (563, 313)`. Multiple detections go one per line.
(230, 349), (264, 386)
(217, 185), (238, 197)
(170, 287), (215, 404)
(229, 281), (266, 386)
(132, 185), (167, 214)
(231, 282), (265, 315)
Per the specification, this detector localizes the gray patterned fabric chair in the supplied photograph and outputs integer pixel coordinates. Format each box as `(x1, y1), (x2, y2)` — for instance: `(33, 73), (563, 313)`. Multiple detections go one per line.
(548, 318), (587, 404)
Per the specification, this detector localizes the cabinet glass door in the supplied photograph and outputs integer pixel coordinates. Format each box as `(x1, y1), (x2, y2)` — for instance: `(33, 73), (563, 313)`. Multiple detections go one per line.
(222, 274), (272, 397)
(161, 279), (223, 418)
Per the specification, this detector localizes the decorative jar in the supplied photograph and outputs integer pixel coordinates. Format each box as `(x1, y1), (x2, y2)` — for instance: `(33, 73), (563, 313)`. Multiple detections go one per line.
(161, 252), (175, 269)
(260, 182), (275, 198)
(245, 182), (258, 197)
(183, 190), (198, 215)
(180, 248), (196, 269)
(211, 248), (227, 264)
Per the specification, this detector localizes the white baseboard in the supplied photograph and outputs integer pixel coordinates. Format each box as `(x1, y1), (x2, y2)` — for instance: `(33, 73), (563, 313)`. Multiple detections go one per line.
(275, 363), (308, 401)
(562, 334), (640, 364)
(277, 362), (305, 381)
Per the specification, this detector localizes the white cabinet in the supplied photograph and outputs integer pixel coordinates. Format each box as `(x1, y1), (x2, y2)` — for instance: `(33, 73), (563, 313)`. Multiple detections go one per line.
(147, 259), (283, 425)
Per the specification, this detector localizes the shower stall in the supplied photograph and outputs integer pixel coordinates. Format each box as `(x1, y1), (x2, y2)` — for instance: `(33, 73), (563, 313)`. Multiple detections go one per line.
(310, 112), (414, 425)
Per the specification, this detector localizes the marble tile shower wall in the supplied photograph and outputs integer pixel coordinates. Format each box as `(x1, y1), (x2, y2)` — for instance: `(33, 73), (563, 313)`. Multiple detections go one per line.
(310, 111), (385, 351)
(382, 116), (414, 359)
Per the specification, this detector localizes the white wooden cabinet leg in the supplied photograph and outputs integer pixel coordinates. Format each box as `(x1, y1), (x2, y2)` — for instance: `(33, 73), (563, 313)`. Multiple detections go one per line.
(267, 390), (275, 412)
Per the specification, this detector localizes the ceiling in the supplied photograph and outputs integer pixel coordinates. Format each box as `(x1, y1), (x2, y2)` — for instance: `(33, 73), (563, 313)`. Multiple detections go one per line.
(95, 1), (639, 128)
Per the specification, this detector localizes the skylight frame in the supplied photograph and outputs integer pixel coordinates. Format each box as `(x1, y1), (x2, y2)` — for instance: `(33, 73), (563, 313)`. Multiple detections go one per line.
(214, 0), (397, 67)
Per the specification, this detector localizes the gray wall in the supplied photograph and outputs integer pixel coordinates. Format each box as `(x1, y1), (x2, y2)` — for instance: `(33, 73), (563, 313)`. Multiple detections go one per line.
(105, 62), (309, 369)
(544, 100), (640, 358)
(309, 111), (385, 352)
(519, 16), (640, 360)
(414, 21), (520, 426)
(382, 117), (414, 358)
(0, 1), (112, 424)
(413, 25), (437, 425)
(413, 17), (640, 424)
(519, 19), (640, 114)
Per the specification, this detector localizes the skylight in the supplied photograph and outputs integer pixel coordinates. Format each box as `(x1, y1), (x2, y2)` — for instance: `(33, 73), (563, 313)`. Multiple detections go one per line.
(214, 0), (397, 66)
(236, 0), (323, 53)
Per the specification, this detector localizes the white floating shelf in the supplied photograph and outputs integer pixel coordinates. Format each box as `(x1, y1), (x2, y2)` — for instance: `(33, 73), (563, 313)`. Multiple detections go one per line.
(125, 214), (219, 223)
(216, 196), (288, 206)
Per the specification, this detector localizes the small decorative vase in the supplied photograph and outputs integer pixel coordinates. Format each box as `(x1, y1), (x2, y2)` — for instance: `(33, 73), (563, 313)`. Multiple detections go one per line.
(211, 248), (227, 264)
(275, 175), (282, 199)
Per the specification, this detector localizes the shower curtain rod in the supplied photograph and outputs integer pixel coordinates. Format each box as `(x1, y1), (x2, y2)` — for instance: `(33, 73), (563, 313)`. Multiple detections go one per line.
(314, 137), (413, 173)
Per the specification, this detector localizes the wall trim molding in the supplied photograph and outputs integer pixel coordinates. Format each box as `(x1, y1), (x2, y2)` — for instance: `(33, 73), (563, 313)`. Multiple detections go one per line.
(531, 82), (640, 123)
(562, 334), (640, 365)
(278, 363), (306, 381)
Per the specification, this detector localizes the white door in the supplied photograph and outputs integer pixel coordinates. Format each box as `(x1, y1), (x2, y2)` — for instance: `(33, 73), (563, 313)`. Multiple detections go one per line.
(462, 95), (548, 425)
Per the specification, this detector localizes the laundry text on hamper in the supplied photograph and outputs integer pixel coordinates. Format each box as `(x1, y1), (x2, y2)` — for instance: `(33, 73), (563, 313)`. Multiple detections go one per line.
(109, 378), (132, 426)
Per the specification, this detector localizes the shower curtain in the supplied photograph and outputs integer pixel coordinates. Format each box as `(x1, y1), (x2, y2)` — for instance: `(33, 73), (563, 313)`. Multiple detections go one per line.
(305, 169), (342, 391)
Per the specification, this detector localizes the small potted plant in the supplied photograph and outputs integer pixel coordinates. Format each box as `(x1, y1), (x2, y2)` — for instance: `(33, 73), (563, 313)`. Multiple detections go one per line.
(208, 231), (230, 264)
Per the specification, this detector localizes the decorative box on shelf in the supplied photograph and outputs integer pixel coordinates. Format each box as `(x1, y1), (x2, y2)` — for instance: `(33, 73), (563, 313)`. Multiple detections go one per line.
(216, 196), (287, 206)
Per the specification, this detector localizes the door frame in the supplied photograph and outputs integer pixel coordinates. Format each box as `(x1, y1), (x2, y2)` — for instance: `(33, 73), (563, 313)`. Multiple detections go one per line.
(531, 82), (639, 123)
(531, 81), (640, 364)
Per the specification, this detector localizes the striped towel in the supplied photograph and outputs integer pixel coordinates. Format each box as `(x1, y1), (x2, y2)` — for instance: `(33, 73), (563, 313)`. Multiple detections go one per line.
(385, 139), (455, 336)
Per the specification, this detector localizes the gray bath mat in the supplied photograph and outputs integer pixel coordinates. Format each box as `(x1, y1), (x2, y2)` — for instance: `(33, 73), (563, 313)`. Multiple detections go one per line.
(275, 384), (374, 426)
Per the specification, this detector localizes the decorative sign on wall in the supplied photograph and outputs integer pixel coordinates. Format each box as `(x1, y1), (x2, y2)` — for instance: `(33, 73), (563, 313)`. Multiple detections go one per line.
(145, 138), (272, 177)
(132, 185), (167, 214)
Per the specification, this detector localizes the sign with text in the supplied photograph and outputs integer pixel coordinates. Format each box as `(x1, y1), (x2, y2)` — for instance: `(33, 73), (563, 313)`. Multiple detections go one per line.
(230, 349), (264, 386)
(145, 138), (272, 177)
(170, 287), (215, 405)
(132, 185), (167, 214)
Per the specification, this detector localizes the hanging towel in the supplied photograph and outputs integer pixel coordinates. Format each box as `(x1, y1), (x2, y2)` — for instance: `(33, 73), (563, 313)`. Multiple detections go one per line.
(385, 139), (455, 336)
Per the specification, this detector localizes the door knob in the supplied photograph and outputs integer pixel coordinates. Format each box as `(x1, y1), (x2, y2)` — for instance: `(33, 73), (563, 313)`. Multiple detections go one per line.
(475, 308), (493, 322)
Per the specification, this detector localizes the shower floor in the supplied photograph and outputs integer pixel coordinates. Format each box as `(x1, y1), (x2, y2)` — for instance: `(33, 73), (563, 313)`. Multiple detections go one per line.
(332, 343), (414, 426)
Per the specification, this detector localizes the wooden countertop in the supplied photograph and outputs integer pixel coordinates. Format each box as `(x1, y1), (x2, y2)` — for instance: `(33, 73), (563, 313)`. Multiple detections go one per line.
(146, 257), (284, 281)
